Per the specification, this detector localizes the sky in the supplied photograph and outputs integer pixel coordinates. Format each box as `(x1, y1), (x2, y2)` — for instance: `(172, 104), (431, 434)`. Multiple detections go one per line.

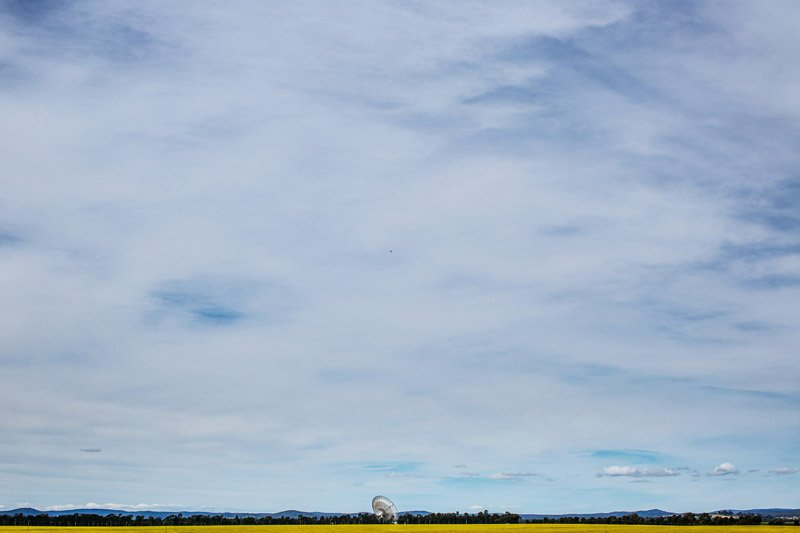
(1, 0), (799, 515)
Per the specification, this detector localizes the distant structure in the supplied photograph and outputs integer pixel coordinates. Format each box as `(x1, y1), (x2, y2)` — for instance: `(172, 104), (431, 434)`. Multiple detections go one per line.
(372, 495), (398, 524)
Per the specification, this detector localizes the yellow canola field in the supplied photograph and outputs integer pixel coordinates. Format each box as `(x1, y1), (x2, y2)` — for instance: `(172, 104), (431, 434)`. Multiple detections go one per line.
(0, 525), (781, 533)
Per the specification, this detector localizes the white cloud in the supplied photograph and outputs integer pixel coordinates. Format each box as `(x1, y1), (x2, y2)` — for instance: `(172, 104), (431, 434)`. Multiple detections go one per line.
(45, 505), (78, 511)
(45, 502), (184, 511)
(598, 466), (679, 478)
(709, 463), (740, 477)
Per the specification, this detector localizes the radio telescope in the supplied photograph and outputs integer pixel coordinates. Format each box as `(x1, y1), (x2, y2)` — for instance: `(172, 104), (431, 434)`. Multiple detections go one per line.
(372, 495), (398, 523)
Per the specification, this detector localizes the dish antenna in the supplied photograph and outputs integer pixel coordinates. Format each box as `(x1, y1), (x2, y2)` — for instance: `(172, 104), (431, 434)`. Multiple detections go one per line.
(372, 495), (398, 523)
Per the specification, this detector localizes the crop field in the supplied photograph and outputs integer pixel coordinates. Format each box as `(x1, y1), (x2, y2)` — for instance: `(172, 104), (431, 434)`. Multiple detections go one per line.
(0, 525), (783, 533)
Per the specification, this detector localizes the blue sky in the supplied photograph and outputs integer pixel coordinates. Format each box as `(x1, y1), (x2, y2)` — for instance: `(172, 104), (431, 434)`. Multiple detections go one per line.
(1, 0), (799, 515)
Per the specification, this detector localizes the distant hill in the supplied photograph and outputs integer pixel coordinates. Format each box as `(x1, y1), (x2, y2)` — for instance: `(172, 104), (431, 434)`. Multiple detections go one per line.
(0, 508), (354, 519)
(1, 507), (798, 520)
(714, 509), (800, 519)
(520, 509), (675, 520)
(0, 508), (40, 516)
(521, 508), (800, 520)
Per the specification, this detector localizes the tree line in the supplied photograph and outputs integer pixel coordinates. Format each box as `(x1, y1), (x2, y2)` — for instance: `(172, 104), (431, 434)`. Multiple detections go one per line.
(0, 512), (519, 526)
(0, 510), (777, 526)
(527, 513), (764, 525)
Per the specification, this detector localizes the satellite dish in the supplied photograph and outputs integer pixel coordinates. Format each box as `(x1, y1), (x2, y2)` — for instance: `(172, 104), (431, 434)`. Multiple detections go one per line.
(372, 495), (398, 523)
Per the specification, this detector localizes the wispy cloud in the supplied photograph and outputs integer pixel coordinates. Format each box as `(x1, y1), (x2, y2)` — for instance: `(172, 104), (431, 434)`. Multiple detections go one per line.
(766, 467), (798, 476)
(590, 450), (665, 464)
(2, 0), (800, 514)
(365, 462), (422, 473)
(488, 472), (540, 480)
(443, 471), (541, 484)
(385, 471), (425, 479)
